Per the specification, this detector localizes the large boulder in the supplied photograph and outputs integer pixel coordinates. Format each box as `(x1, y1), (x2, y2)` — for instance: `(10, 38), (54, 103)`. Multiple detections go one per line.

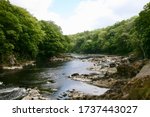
(117, 63), (137, 78)
(116, 60), (145, 78)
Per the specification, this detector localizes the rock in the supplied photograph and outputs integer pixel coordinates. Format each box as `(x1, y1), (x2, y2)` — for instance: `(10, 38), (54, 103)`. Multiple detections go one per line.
(8, 55), (17, 66)
(72, 76), (92, 82)
(71, 73), (79, 76)
(0, 82), (3, 85)
(117, 63), (137, 78)
(120, 75), (150, 100)
(2, 61), (36, 70)
(100, 68), (108, 74)
(52, 89), (58, 92)
(62, 93), (67, 97)
(58, 95), (63, 98)
(99, 80), (128, 99)
(82, 74), (89, 77)
(49, 55), (73, 62)
(89, 73), (100, 76)
(71, 73), (103, 83)
(92, 78), (118, 88)
(107, 67), (117, 74)
(134, 60), (149, 78)
(2, 66), (23, 70)
(121, 57), (130, 64)
(116, 59), (146, 78)
(67, 89), (85, 99)
(23, 61), (36, 67)
(0, 87), (27, 100)
(22, 87), (47, 100)
(100, 61), (150, 100)
(109, 62), (116, 67)
(128, 54), (137, 62)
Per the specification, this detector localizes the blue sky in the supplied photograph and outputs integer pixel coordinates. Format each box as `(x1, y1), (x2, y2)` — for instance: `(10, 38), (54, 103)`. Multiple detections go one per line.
(50, 0), (80, 18)
(10, 0), (150, 35)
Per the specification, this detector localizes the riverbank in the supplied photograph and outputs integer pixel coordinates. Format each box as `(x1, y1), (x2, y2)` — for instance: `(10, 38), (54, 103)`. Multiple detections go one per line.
(67, 55), (149, 100)
(0, 54), (74, 70)
(0, 61), (36, 70)
(100, 60), (150, 100)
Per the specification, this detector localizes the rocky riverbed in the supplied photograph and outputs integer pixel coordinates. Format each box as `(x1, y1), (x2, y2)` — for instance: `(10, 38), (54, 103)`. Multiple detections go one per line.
(67, 55), (149, 100)
(0, 54), (149, 100)
(69, 55), (128, 88)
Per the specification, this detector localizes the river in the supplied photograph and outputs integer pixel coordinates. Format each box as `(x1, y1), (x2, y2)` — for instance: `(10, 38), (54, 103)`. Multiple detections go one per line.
(0, 54), (108, 100)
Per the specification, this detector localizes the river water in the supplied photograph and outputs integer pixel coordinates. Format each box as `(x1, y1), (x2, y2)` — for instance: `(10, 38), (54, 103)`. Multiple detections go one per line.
(0, 55), (108, 100)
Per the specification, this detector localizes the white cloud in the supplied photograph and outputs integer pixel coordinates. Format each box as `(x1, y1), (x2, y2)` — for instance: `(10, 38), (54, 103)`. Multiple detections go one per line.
(10, 0), (150, 34)
(9, 0), (62, 24)
(62, 0), (150, 34)
(62, 0), (116, 34)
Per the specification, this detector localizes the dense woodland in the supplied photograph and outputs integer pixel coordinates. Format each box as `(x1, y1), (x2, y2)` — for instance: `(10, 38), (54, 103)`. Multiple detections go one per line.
(70, 2), (150, 59)
(0, 0), (70, 64)
(0, 0), (150, 65)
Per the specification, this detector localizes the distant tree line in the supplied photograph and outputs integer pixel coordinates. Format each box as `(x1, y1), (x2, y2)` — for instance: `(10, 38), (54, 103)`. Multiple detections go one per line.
(70, 2), (150, 59)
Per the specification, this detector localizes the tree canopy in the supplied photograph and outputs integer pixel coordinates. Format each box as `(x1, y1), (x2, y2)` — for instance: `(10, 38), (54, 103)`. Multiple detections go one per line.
(70, 17), (137, 55)
(135, 2), (150, 58)
(0, 0), (70, 64)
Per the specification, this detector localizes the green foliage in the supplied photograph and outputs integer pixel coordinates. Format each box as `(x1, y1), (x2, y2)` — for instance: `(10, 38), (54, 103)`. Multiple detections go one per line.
(135, 2), (150, 58)
(12, 5), (45, 59)
(38, 21), (70, 59)
(0, 0), (45, 63)
(70, 17), (137, 55)
(0, 0), (69, 64)
(70, 2), (150, 59)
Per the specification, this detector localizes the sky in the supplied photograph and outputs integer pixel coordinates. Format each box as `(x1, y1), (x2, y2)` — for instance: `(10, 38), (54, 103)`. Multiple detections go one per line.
(9, 0), (150, 35)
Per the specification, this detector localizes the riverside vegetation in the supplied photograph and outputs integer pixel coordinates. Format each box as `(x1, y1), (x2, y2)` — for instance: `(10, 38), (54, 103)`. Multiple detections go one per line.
(0, 0), (150, 99)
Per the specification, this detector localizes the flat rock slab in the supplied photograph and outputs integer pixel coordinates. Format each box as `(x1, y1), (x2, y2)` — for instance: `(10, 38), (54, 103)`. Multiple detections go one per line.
(135, 61), (150, 78)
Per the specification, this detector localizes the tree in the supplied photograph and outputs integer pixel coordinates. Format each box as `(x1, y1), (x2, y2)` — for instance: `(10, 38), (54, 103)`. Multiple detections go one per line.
(70, 16), (136, 55)
(0, 0), (44, 63)
(38, 21), (67, 59)
(135, 2), (150, 58)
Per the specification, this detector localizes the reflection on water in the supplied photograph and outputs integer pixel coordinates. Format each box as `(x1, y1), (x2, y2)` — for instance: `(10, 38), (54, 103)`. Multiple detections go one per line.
(0, 57), (108, 100)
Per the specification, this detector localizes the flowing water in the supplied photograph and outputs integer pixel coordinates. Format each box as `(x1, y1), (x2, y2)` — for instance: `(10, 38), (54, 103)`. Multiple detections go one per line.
(0, 55), (108, 100)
